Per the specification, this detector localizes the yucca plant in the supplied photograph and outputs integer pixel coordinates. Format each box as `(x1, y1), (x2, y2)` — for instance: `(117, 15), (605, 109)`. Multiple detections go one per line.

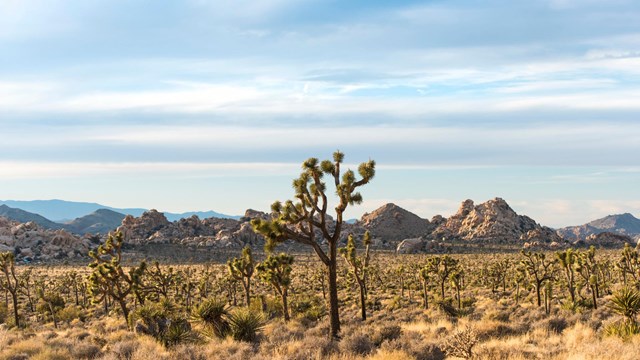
(192, 298), (230, 338)
(610, 287), (640, 323)
(228, 308), (266, 342)
(605, 287), (640, 338)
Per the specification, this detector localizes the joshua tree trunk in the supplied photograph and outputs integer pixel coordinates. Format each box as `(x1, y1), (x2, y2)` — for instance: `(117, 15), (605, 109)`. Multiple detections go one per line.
(422, 279), (429, 309)
(327, 247), (340, 338)
(282, 290), (290, 322)
(11, 293), (19, 327)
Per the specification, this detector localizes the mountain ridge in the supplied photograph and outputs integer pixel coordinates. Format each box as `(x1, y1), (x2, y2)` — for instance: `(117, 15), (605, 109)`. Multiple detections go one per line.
(0, 199), (241, 223)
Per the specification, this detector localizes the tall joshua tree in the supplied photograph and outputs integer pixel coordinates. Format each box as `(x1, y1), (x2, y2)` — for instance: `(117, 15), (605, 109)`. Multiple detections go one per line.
(340, 231), (372, 320)
(88, 231), (146, 326)
(228, 246), (255, 307)
(252, 151), (375, 339)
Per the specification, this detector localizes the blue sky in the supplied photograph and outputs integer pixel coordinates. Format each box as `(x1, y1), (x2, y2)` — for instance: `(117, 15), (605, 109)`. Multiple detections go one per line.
(1, 0), (639, 227)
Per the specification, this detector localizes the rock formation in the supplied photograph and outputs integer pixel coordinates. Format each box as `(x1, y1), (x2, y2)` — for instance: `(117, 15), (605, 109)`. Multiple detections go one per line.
(360, 203), (432, 243)
(0, 216), (91, 261)
(434, 198), (556, 244)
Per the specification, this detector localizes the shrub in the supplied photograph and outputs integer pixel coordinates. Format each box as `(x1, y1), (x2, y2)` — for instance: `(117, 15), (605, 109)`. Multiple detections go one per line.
(371, 325), (402, 346)
(339, 332), (374, 356)
(443, 325), (478, 359)
(71, 343), (102, 359)
(192, 299), (230, 338)
(228, 308), (266, 342)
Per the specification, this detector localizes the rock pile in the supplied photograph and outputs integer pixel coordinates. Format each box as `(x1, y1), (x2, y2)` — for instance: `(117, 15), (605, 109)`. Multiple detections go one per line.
(0, 217), (92, 261)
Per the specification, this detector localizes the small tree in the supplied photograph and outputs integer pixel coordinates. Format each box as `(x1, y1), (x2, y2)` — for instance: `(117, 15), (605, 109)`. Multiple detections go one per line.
(339, 231), (372, 320)
(556, 249), (577, 305)
(228, 246), (255, 307)
(520, 250), (555, 307)
(424, 255), (459, 300)
(419, 266), (430, 309)
(88, 232), (146, 326)
(256, 253), (294, 321)
(0, 252), (20, 327)
(251, 151), (375, 339)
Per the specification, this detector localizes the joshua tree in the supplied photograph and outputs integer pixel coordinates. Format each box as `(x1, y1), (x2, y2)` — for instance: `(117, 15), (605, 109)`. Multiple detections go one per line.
(617, 243), (640, 287)
(520, 250), (555, 307)
(228, 246), (255, 307)
(256, 252), (294, 321)
(556, 249), (577, 305)
(424, 255), (459, 300)
(0, 252), (20, 327)
(450, 269), (465, 309)
(339, 231), (372, 320)
(575, 246), (600, 309)
(252, 151), (375, 339)
(419, 266), (430, 309)
(88, 231), (146, 326)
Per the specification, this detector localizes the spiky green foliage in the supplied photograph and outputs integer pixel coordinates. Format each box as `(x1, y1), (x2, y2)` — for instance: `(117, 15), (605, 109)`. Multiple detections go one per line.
(0, 252), (20, 327)
(228, 246), (255, 307)
(228, 308), (266, 342)
(192, 298), (230, 338)
(609, 287), (640, 323)
(251, 151), (375, 339)
(130, 301), (195, 347)
(339, 231), (372, 320)
(256, 253), (294, 321)
(88, 231), (147, 326)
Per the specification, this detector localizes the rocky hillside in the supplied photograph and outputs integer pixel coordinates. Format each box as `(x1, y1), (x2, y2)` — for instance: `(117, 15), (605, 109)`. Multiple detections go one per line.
(558, 213), (640, 241)
(360, 203), (432, 243)
(0, 204), (63, 230)
(431, 198), (562, 244)
(64, 209), (126, 235)
(0, 217), (93, 261)
(116, 209), (262, 248)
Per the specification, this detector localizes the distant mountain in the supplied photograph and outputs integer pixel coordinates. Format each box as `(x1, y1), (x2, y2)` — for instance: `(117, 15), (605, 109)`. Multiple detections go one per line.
(64, 209), (126, 235)
(0, 199), (240, 222)
(0, 204), (63, 230)
(163, 211), (241, 222)
(557, 213), (640, 241)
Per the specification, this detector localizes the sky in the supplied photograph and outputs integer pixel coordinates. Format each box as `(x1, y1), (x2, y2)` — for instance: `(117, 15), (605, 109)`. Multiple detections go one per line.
(1, 0), (639, 227)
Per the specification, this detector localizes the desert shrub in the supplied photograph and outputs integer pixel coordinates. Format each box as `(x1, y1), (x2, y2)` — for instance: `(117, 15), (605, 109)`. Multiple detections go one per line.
(228, 308), (266, 342)
(291, 297), (326, 322)
(71, 342), (102, 359)
(111, 340), (138, 360)
(380, 331), (445, 360)
(443, 325), (478, 359)
(171, 344), (208, 360)
(534, 316), (568, 334)
(191, 299), (230, 338)
(131, 302), (195, 347)
(31, 348), (71, 360)
(339, 332), (374, 356)
(203, 338), (256, 360)
(603, 319), (640, 338)
(57, 305), (85, 323)
(371, 324), (402, 346)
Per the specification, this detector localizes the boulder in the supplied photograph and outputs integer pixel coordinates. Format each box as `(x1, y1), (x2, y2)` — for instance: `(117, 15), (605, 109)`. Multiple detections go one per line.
(396, 238), (424, 254)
